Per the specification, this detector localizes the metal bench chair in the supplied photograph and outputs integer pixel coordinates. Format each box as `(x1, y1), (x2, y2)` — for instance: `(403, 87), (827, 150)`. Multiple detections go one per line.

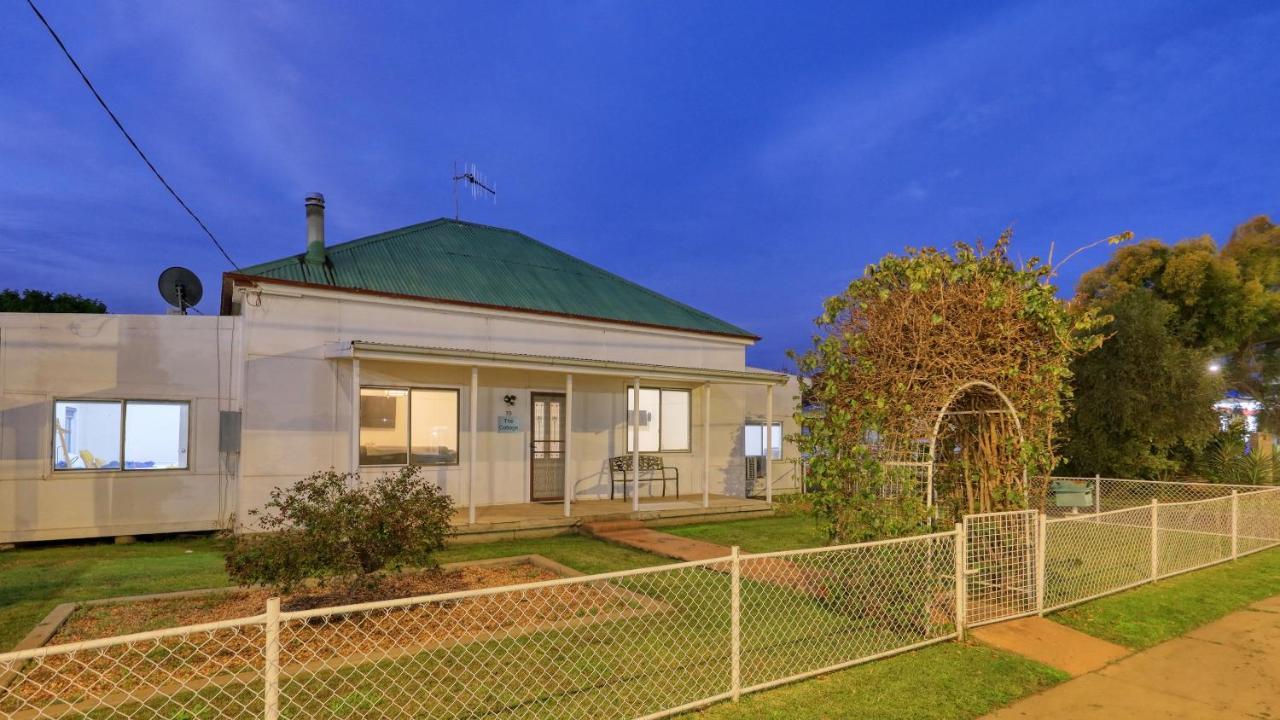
(609, 455), (680, 500)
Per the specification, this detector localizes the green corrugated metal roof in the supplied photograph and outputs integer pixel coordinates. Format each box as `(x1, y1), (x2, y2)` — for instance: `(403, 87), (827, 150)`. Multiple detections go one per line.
(234, 218), (756, 339)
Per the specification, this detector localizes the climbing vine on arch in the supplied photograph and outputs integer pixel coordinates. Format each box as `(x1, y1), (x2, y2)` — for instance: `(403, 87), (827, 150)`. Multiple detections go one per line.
(791, 231), (1108, 543)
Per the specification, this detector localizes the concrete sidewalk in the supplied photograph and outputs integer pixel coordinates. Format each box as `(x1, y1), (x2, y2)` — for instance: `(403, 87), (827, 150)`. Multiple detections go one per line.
(984, 596), (1280, 719)
(972, 616), (1129, 676)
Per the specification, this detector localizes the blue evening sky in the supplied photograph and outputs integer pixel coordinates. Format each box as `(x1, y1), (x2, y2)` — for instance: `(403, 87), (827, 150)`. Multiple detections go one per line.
(2, 1), (1277, 368)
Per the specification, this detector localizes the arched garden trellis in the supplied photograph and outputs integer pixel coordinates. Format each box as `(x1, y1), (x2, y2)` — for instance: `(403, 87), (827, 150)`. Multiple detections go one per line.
(793, 233), (1106, 542)
(878, 380), (1027, 522)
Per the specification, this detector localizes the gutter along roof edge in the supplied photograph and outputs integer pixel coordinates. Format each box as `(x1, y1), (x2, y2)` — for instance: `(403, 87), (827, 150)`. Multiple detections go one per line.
(339, 340), (790, 385)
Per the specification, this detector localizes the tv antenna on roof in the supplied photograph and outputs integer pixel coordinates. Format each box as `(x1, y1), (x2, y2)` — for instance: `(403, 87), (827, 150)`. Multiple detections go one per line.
(452, 162), (497, 220)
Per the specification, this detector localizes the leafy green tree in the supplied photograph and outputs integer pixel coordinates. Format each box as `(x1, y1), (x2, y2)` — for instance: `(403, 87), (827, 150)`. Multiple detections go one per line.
(1076, 237), (1267, 351)
(1061, 290), (1222, 478)
(1075, 216), (1280, 436)
(0, 289), (106, 313)
(1222, 216), (1280, 433)
(1224, 216), (1280, 292)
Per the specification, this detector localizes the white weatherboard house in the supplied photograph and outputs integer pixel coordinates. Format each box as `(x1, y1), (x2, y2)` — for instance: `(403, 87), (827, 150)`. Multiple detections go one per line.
(0, 196), (799, 544)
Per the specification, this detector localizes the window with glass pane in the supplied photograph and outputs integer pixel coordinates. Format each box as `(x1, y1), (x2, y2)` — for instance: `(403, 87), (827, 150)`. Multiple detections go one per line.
(744, 422), (783, 459)
(53, 400), (121, 470)
(124, 401), (189, 469)
(626, 388), (661, 452)
(627, 387), (690, 452)
(410, 388), (459, 465)
(359, 388), (408, 465)
(660, 389), (691, 451)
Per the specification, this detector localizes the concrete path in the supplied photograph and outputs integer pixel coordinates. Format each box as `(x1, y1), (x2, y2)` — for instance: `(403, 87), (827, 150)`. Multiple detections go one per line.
(984, 596), (1280, 719)
(583, 521), (830, 593)
(973, 616), (1129, 676)
(589, 525), (731, 561)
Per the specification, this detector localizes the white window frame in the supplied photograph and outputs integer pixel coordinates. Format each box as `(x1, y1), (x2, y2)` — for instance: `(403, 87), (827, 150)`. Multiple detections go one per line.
(359, 385), (462, 468)
(745, 421), (784, 460)
(626, 386), (692, 453)
(51, 398), (192, 472)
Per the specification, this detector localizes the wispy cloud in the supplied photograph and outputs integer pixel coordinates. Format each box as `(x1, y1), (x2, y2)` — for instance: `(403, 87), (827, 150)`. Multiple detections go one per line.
(755, 3), (1056, 180)
(131, 1), (317, 190)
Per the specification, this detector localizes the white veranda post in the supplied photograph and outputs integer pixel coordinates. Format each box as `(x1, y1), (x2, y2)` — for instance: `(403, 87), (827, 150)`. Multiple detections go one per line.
(350, 358), (360, 474)
(702, 383), (711, 509)
(564, 374), (573, 518)
(765, 384), (773, 503)
(468, 366), (478, 525)
(632, 377), (641, 512)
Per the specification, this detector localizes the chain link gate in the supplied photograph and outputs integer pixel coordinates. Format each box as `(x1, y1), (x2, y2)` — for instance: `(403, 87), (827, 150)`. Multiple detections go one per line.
(962, 509), (1039, 626)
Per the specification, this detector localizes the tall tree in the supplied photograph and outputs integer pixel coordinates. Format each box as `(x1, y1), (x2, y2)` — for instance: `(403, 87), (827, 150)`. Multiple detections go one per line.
(1076, 236), (1268, 351)
(1222, 216), (1280, 433)
(1075, 217), (1280, 435)
(0, 289), (107, 313)
(1062, 290), (1222, 478)
(1224, 216), (1280, 291)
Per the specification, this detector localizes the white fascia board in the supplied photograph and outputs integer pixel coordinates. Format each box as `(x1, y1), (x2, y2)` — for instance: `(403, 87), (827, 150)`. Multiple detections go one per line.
(327, 341), (788, 386)
(236, 278), (756, 348)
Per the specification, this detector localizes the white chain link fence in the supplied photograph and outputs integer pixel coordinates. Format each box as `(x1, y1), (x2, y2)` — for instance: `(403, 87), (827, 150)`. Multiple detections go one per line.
(1041, 481), (1280, 613)
(1040, 475), (1270, 516)
(2, 479), (1278, 719)
(0, 616), (265, 719)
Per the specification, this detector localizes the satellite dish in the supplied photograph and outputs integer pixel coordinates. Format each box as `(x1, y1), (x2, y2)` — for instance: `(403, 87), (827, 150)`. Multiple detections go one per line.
(158, 266), (203, 314)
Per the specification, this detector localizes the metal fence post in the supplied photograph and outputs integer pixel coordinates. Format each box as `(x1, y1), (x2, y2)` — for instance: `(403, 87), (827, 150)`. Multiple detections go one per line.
(1150, 499), (1159, 582)
(730, 545), (741, 702)
(1094, 473), (1102, 516)
(1035, 513), (1047, 616)
(1231, 490), (1239, 561)
(264, 597), (280, 720)
(953, 522), (966, 641)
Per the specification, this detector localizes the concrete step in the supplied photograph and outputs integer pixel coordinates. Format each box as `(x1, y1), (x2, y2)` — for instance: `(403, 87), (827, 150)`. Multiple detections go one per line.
(580, 520), (645, 536)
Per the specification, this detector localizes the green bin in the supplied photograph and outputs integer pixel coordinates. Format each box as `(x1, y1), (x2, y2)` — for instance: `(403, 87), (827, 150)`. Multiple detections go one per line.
(1051, 479), (1094, 508)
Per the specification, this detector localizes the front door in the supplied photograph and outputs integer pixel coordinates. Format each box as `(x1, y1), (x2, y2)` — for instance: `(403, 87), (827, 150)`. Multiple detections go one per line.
(530, 392), (566, 502)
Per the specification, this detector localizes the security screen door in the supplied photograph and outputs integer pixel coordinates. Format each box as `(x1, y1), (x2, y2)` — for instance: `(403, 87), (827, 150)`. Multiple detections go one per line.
(530, 393), (566, 502)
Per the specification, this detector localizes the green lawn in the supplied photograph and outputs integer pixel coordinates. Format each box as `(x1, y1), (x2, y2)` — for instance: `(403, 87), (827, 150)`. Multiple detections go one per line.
(0, 532), (671, 650)
(0, 535), (231, 648)
(1052, 545), (1280, 649)
(662, 514), (829, 553)
(437, 534), (671, 574)
(1042, 519), (1238, 610)
(690, 643), (1066, 720)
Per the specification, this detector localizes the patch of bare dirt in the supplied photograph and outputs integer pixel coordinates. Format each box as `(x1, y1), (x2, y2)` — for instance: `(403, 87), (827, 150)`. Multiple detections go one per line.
(5, 561), (669, 714)
(52, 563), (554, 644)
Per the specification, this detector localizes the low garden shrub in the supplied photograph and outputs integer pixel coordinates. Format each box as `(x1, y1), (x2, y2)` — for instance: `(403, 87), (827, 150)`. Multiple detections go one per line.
(225, 466), (455, 594)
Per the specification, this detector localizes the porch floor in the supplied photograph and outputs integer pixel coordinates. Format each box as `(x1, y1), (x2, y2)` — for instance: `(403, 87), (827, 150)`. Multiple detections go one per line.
(448, 494), (774, 544)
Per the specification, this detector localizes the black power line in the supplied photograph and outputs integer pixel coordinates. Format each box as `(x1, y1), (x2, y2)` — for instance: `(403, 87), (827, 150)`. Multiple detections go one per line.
(26, 0), (240, 270)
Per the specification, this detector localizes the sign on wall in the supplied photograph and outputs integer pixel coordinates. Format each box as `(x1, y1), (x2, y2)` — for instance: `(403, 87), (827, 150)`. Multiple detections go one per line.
(498, 414), (522, 433)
